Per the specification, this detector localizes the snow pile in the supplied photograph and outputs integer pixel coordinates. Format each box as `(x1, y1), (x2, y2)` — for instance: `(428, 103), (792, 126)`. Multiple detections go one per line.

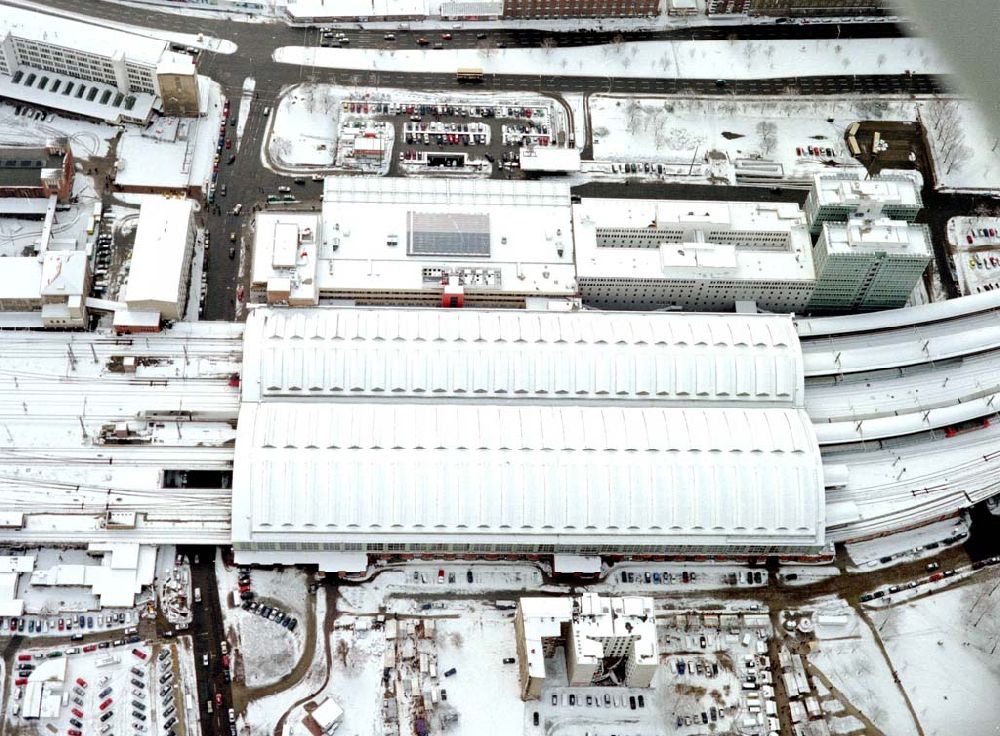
(275, 37), (947, 80)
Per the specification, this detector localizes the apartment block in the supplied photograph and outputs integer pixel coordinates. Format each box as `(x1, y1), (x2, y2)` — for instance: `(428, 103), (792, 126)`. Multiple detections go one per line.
(805, 172), (922, 235)
(517, 594), (659, 701)
(809, 219), (933, 312)
(574, 198), (816, 313)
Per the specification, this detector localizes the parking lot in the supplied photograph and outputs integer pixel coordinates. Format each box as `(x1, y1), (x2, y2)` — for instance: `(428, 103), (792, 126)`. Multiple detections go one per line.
(8, 639), (196, 736)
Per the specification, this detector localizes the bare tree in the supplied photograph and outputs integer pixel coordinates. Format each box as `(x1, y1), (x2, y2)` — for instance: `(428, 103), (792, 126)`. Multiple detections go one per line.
(756, 120), (778, 158)
(625, 98), (642, 136)
(540, 37), (557, 55)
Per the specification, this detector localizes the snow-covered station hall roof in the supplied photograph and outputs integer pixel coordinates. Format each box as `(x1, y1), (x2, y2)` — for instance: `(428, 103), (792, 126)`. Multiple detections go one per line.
(241, 307), (806, 406)
(234, 307), (824, 557)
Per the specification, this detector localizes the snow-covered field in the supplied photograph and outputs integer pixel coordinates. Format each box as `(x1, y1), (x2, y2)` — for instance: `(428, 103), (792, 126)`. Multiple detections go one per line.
(266, 84), (341, 169)
(808, 605), (919, 735)
(589, 94), (893, 182)
(921, 97), (1000, 192)
(276, 37), (946, 80)
(872, 571), (1000, 736)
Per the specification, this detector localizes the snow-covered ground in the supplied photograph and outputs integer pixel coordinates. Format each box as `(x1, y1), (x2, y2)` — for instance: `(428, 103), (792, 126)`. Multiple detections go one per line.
(589, 94), (885, 182)
(0, 100), (117, 159)
(808, 604), (920, 736)
(276, 37), (946, 80)
(215, 553), (308, 689)
(872, 571), (1000, 736)
(266, 84), (341, 169)
(921, 97), (1000, 192)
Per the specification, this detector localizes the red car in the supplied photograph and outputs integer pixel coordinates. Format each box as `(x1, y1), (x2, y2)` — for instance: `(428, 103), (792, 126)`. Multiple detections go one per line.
(58, 619), (64, 631)
(68, 731), (82, 736)
(99, 698), (113, 711)
(930, 572), (943, 582)
(132, 648), (147, 660)
(222, 654), (230, 668)
(441, 33), (452, 40)
(83, 645), (97, 653)
(437, 569), (445, 584)
(14, 678), (26, 686)
(75, 677), (88, 688)
(9, 619), (16, 631)
(71, 708), (84, 718)
(17, 654), (31, 662)
(225, 139), (233, 150)
(215, 693), (223, 705)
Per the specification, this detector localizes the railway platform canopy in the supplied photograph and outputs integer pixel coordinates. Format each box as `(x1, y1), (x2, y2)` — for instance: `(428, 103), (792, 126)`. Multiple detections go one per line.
(233, 306), (826, 571)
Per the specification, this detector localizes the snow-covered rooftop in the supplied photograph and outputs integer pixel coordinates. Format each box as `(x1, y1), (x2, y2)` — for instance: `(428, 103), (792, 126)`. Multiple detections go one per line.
(0, 257), (42, 301)
(0, 68), (157, 124)
(811, 172), (921, 208)
(519, 147), (581, 172)
(251, 212), (322, 306)
(822, 219), (933, 257)
(234, 306), (823, 557)
(233, 402), (825, 548)
(40, 251), (87, 298)
(573, 198), (815, 283)
(319, 177), (575, 298)
(125, 198), (194, 309)
(241, 307), (807, 406)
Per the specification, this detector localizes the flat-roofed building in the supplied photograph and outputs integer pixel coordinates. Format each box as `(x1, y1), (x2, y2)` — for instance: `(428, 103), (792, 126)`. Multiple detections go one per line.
(0, 143), (74, 201)
(0, 5), (195, 123)
(251, 212), (322, 306)
(805, 172), (922, 235)
(124, 198), (196, 322)
(318, 177), (576, 308)
(574, 198), (816, 313)
(809, 219), (933, 312)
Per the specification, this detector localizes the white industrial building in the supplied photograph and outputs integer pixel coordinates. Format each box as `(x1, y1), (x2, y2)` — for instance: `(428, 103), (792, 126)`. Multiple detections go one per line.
(0, 250), (90, 328)
(232, 306), (826, 572)
(251, 212), (322, 306)
(808, 219), (933, 312)
(317, 177), (576, 307)
(123, 198), (196, 325)
(0, 5), (195, 123)
(804, 172), (922, 235)
(516, 593), (658, 700)
(574, 198), (816, 313)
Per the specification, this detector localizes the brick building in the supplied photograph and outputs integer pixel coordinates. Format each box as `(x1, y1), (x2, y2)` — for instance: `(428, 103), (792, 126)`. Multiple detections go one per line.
(0, 143), (74, 201)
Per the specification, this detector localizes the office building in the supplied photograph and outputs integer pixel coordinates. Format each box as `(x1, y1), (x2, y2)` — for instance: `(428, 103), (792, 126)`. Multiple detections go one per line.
(574, 198), (816, 313)
(805, 172), (922, 235)
(516, 594), (658, 701)
(314, 177), (576, 308)
(0, 143), (74, 202)
(503, 0), (660, 17)
(809, 219), (933, 312)
(122, 198), (196, 326)
(708, 0), (884, 15)
(0, 5), (195, 123)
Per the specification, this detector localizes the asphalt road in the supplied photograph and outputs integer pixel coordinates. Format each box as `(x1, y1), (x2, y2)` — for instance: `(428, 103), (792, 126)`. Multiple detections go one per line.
(179, 545), (233, 736)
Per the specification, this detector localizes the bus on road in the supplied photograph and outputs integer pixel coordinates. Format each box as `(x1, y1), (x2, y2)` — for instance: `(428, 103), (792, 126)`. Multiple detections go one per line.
(456, 68), (484, 83)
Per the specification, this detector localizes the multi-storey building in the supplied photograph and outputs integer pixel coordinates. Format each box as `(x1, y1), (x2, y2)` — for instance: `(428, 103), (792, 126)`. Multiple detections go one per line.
(574, 198), (816, 313)
(809, 219), (933, 312)
(708, 0), (884, 15)
(296, 177), (577, 308)
(0, 143), (74, 202)
(503, 0), (660, 17)
(0, 6), (196, 123)
(517, 594), (658, 701)
(805, 172), (922, 236)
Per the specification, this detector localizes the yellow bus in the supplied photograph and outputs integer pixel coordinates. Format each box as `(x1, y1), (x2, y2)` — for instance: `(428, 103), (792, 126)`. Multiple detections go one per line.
(456, 68), (484, 84)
